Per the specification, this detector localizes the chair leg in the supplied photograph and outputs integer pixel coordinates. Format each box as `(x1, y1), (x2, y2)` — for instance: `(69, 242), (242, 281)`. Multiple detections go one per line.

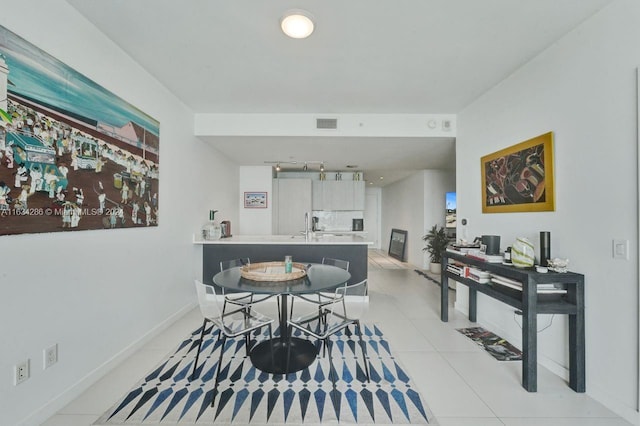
(326, 338), (340, 410)
(211, 335), (227, 408)
(191, 318), (209, 379)
(355, 320), (370, 382)
(289, 297), (295, 319)
(221, 292), (228, 317)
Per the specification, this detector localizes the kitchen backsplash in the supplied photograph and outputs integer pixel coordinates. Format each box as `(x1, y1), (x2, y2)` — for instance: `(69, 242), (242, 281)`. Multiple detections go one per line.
(312, 210), (364, 232)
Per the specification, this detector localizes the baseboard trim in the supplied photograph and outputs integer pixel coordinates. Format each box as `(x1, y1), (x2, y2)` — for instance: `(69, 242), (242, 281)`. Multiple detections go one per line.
(587, 385), (640, 425)
(18, 302), (197, 426)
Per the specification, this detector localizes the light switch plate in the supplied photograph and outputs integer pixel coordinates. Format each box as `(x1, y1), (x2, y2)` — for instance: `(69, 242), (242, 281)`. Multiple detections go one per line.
(612, 239), (629, 260)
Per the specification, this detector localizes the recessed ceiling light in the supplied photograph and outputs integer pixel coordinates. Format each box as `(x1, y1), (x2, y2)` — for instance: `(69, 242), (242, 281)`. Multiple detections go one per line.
(379, 176), (384, 180)
(281, 11), (314, 39)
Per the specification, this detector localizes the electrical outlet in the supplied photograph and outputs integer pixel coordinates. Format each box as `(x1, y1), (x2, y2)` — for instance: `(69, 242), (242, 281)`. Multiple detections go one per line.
(14, 360), (29, 385)
(44, 344), (58, 369)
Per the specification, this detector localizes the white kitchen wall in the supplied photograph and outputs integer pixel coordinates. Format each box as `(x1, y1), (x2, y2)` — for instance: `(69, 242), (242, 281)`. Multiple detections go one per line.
(381, 170), (454, 267)
(0, 2), (239, 425)
(364, 187), (382, 249)
(456, 0), (638, 421)
(312, 210), (364, 231)
(238, 166), (273, 235)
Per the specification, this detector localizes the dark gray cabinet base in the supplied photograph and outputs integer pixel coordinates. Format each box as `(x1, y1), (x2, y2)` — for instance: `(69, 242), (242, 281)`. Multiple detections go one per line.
(202, 243), (368, 290)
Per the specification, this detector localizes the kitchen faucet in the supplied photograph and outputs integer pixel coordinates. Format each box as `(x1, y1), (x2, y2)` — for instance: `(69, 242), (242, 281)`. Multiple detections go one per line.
(301, 212), (310, 240)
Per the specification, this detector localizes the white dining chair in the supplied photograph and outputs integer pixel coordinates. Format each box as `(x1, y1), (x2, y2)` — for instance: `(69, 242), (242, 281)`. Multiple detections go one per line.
(286, 279), (370, 389)
(219, 258), (274, 315)
(192, 280), (275, 408)
(289, 257), (350, 320)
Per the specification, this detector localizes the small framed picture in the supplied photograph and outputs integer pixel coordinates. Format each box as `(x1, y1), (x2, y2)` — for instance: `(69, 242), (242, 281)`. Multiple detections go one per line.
(244, 192), (268, 208)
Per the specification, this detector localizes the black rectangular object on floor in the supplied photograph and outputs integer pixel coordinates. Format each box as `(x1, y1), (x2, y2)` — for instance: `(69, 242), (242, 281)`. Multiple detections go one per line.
(388, 229), (407, 261)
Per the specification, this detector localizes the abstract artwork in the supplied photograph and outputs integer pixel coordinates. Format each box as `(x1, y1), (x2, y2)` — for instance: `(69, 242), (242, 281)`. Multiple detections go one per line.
(0, 25), (159, 235)
(481, 132), (554, 213)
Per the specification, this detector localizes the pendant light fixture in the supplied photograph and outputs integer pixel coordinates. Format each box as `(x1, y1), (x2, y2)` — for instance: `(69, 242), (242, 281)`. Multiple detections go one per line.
(281, 10), (315, 39)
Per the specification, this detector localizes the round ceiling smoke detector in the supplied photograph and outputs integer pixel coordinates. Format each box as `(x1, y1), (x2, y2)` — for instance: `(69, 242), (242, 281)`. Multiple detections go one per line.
(281, 11), (315, 39)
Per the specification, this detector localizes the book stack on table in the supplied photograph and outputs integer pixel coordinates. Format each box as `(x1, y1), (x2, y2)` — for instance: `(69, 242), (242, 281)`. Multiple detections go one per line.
(446, 263), (490, 283)
(446, 246), (503, 263)
(490, 274), (567, 294)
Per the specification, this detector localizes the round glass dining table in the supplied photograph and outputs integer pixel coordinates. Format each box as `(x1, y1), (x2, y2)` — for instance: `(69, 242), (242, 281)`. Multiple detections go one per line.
(212, 263), (351, 374)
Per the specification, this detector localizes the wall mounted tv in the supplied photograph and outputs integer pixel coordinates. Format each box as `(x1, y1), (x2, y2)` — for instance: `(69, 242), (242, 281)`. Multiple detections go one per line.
(446, 192), (457, 229)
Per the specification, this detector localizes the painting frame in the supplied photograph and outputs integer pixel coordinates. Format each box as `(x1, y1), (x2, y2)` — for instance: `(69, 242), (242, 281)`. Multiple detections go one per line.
(244, 191), (268, 209)
(481, 132), (555, 213)
(388, 228), (408, 262)
(0, 24), (160, 236)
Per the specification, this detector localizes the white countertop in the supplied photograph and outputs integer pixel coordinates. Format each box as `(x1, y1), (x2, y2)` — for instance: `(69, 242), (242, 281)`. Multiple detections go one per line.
(193, 234), (373, 245)
(313, 231), (368, 236)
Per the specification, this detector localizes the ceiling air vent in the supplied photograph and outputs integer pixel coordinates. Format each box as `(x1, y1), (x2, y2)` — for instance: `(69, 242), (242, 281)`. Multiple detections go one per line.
(316, 118), (338, 129)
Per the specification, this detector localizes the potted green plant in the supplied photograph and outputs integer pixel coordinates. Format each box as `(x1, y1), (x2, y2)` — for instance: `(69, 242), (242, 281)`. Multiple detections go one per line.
(422, 224), (449, 274)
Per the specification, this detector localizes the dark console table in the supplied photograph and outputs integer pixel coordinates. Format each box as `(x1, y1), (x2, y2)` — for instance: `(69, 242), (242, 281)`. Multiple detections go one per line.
(441, 251), (585, 393)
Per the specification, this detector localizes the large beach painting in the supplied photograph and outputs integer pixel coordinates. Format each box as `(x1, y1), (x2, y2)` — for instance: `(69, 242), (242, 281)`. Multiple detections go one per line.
(0, 25), (159, 236)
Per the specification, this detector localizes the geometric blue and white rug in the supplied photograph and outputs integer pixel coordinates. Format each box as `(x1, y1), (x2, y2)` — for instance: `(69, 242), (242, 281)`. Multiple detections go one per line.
(94, 322), (437, 425)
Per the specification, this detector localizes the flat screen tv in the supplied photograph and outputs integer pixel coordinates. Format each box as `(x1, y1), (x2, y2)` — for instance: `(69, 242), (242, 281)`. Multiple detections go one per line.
(446, 192), (456, 229)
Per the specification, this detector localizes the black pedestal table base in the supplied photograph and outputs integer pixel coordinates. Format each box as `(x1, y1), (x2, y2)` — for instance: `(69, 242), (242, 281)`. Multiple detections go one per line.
(250, 337), (318, 374)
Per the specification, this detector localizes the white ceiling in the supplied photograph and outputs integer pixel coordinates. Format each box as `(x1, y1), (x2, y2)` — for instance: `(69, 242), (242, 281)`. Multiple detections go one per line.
(67, 0), (612, 186)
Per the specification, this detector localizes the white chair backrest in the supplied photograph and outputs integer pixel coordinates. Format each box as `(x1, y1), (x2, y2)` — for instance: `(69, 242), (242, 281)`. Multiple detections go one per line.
(322, 257), (349, 271)
(220, 258), (250, 271)
(194, 279), (223, 319)
(330, 279), (369, 320)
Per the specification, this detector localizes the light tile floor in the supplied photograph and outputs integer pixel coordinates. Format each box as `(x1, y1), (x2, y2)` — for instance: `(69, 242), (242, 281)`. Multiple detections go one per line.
(42, 252), (631, 426)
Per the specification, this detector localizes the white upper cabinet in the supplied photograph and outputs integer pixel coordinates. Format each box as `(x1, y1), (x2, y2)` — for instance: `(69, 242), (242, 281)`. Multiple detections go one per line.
(274, 178), (312, 234)
(352, 181), (365, 210)
(312, 181), (324, 210)
(312, 180), (365, 211)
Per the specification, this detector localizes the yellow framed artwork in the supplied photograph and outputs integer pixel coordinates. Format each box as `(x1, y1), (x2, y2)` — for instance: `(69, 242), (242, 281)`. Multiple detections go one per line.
(481, 132), (555, 213)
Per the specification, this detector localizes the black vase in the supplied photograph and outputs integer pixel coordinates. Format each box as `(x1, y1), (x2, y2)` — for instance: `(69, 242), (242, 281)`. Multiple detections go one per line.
(540, 231), (551, 266)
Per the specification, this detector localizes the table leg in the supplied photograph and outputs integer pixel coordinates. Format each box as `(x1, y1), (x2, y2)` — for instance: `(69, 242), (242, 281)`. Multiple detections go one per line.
(522, 278), (537, 392)
(569, 279), (586, 392)
(469, 288), (477, 322)
(250, 293), (319, 374)
(279, 294), (288, 342)
(441, 271), (449, 321)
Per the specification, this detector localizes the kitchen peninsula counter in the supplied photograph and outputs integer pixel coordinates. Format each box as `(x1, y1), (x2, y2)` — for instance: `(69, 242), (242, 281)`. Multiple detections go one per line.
(194, 234), (371, 245)
(196, 234), (372, 287)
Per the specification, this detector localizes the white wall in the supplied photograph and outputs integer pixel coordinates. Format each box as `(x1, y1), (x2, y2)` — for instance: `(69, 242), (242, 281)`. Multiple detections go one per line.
(382, 170), (454, 267)
(238, 166), (273, 235)
(456, 0), (638, 421)
(364, 187), (382, 249)
(0, 2), (239, 425)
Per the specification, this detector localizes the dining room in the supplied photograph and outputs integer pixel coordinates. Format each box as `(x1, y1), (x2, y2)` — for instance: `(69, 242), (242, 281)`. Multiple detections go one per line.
(3, 1), (639, 426)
